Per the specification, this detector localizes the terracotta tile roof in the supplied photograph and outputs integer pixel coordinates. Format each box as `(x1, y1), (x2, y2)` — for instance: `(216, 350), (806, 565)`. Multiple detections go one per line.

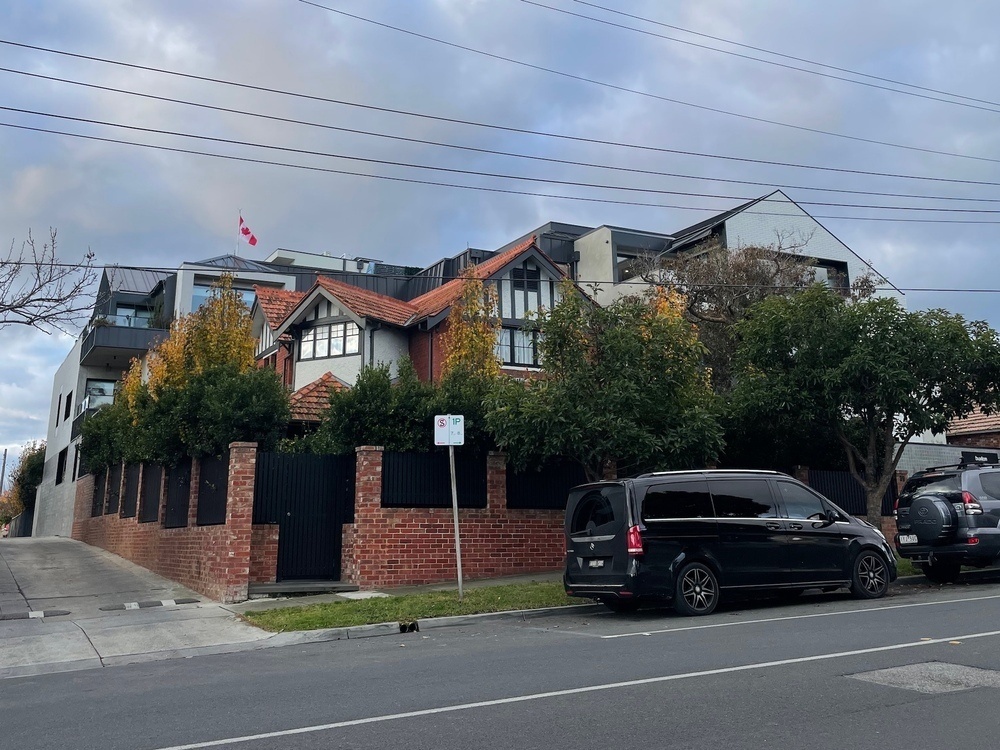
(289, 372), (347, 422)
(254, 286), (305, 330)
(315, 276), (419, 327)
(409, 236), (545, 320)
(948, 409), (1000, 436)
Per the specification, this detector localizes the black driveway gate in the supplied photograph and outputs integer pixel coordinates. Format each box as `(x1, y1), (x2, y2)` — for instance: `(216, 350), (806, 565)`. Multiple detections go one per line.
(253, 452), (356, 581)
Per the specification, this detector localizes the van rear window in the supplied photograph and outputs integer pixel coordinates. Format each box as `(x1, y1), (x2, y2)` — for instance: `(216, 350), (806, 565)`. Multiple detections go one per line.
(641, 481), (712, 521)
(901, 474), (961, 496)
(569, 486), (625, 536)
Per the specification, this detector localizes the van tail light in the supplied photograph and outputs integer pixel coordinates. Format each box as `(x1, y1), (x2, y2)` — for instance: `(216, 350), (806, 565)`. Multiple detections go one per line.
(626, 525), (644, 556)
(967, 537), (980, 545)
(962, 491), (984, 515)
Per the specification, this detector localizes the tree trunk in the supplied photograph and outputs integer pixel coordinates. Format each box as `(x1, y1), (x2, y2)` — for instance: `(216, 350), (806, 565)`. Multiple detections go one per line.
(865, 486), (884, 530)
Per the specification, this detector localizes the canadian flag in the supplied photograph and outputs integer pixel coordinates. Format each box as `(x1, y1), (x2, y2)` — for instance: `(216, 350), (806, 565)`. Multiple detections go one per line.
(239, 215), (258, 246)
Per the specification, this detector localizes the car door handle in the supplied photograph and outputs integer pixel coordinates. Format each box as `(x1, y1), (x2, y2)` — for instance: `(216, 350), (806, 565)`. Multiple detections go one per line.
(765, 522), (782, 530)
(788, 522), (803, 530)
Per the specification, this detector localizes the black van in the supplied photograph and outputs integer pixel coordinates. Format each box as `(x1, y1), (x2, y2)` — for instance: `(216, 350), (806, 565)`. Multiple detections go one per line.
(564, 470), (896, 615)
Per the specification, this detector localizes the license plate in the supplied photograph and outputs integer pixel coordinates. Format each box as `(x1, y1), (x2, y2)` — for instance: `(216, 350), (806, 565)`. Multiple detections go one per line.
(588, 559), (605, 568)
(899, 534), (918, 545)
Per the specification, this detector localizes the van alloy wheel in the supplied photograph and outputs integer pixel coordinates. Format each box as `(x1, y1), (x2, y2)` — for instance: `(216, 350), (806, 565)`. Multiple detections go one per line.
(675, 562), (719, 616)
(851, 551), (889, 599)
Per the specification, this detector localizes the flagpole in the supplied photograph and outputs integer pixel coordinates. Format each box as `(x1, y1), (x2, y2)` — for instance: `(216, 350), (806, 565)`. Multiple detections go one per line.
(236, 210), (241, 256)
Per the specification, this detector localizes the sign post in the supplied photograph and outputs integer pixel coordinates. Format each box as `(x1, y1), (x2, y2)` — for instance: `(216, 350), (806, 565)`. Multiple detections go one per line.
(435, 414), (466, 599)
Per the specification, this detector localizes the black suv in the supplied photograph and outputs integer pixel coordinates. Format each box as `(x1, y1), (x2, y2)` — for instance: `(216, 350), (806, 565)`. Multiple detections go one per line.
(563, 470), (895, 616)
(894, 462), (1000, 582)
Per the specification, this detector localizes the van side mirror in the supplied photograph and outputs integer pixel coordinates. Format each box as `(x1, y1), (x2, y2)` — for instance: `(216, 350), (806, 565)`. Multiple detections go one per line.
(823, 510), (841, 524)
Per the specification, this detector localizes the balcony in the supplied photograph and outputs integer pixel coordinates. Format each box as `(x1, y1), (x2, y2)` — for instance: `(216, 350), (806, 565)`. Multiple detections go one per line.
(79, 315), (168, 368)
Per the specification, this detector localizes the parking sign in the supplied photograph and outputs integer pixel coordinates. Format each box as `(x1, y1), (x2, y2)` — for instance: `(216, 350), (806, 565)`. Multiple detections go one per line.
(434, 414), (465, 446)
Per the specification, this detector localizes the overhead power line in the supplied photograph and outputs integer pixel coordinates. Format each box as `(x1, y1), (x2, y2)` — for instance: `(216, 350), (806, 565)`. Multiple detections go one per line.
(6, 103), (1000, 215)
(299, 0), (1000, 165)
(5, 119), (1000, 225)
(570, 0), (1000, 109)
(520, 0), (1000, 114)
(2, 40), (999, 188)
(2, 65), (998, 205)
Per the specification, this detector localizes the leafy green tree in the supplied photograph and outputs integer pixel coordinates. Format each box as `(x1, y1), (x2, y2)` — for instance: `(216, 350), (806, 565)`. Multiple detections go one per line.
(306, 358), (436, 454)
(732, 285), (1000, 526)
(488, 283), (723, 481)
(178, 365), (290, 457)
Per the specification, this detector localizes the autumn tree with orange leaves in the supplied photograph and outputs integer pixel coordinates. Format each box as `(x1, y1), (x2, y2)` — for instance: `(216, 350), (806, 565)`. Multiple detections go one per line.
(83, 275), (287, 467)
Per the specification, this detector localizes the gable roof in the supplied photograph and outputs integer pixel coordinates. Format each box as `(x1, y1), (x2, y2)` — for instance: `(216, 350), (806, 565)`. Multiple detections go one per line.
(668, 193), (773, 249)
(948, 409), (1000, 437)
(188, 254), (274, 272)
(314, 276), (419, 327)
(254, 286), (305, 330)
(408, 236), (552, 321)
(289, 372), (348, 422)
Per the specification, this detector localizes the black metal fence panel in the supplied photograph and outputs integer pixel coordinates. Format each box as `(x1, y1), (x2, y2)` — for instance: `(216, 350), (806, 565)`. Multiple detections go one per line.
(197, 453), (230, 526)
(105, 464), (123, 515)
(121, 464), (140, 518)
(164, 458), (192, 528)
(91, 470), (107, 517)
(507, 457), (587, 510)
(139, 464), (162, 523)
(381, 451), (487, 508)
(808, 469), (898, 517)
(253, 452), (356, 580)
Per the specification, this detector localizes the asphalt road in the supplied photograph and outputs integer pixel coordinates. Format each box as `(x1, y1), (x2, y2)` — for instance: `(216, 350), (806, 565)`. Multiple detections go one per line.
(3, 580), (1000, 750)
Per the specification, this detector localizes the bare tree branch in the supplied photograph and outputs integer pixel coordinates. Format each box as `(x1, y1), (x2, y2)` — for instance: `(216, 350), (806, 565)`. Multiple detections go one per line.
(1, 228), (97, 334)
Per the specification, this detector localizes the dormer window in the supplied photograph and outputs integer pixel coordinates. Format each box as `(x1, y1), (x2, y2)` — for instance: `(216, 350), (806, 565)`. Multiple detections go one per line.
(300, 322), (360, 360)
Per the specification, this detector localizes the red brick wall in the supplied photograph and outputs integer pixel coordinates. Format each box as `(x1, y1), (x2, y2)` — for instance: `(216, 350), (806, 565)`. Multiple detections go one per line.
(408, 327), (446, 383)
(250, 524), (279, 584)
(71, 443), (259, 603)
(947, 433), (1000, 449)
(342, 447), (565, 588)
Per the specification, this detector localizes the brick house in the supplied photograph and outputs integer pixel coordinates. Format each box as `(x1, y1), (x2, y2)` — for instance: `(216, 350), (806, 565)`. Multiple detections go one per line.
(947, 410), (1000, 450)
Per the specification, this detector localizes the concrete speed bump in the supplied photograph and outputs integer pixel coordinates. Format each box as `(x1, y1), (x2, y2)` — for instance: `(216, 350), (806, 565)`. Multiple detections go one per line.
(0, 610), (71, 621)
(99, 598), (200, 612)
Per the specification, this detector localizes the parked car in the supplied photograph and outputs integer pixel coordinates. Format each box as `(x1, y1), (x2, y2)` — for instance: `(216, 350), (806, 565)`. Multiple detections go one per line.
(563, 470), (896, 615)
(894, 462), (1000, 583)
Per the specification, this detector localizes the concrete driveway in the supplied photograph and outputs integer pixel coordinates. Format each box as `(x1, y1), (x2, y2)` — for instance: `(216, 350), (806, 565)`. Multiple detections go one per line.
(0, 538), (269, 679)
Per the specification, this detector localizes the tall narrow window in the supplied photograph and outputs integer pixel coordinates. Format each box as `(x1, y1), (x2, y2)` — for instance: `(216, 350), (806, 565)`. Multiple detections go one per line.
(56, 448), (68, 485)
(64, 391), (73, 421)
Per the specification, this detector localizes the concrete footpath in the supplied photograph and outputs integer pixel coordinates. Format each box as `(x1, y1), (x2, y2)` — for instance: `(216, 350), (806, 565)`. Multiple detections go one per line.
(0, 538), (270, 679)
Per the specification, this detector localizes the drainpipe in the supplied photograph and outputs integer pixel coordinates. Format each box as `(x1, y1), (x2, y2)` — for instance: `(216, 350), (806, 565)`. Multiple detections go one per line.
(369, 321), (382, 366)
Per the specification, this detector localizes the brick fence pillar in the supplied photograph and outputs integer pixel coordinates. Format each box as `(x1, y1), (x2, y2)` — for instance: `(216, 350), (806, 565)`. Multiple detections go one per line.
(486, 452), (506, 511)
(341, 446), (383, 587)
(187, 457), (201, 527)
(792, 465), (810, 485)
(221, 442), (257, 603)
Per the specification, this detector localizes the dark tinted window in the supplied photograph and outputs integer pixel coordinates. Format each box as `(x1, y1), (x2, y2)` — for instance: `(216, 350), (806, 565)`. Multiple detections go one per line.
(711, 479), (778, 519)
(978, 472), (1000, 499)
(777, 481), (827, 520)
(901, 473), (961, 497)
(641, 481), (712, 521)
(569, 486), (625, 536)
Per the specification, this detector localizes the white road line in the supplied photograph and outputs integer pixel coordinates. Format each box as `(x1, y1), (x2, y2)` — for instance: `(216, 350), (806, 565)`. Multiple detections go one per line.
(151, 628), (1000, 750)
(600, 592), (1000, 639)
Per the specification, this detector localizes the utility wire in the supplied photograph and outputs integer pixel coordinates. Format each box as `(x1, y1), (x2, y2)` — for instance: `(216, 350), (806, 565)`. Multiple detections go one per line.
(570, 0), (1000, 109)
(521, 1), (1000, 114)
(2, 40), (999, 188)
(2, 65), (998, 205)
(5, 120), (1000, 224)
(299, 0), (1000, 165)
(6, 104), (1000, 215)
(40, 259), (1000, 294)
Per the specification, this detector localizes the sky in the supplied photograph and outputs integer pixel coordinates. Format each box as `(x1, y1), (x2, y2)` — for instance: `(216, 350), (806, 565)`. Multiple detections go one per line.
(2, 0), (1000, 471)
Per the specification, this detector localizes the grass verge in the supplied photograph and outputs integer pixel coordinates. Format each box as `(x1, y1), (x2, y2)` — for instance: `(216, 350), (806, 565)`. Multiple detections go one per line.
(895, 555), (919, 577)
(244, 582), (582, 632)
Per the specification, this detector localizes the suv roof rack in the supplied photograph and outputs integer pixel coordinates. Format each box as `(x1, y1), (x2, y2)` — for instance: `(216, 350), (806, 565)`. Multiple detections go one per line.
(634, 469), (782, 479)
(922, 462), (1000, 473)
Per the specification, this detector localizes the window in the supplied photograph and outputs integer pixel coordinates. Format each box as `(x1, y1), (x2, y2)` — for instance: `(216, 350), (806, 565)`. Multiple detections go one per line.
(64, 391), (73, 421)
(192, 284), (255, 311)
(72, 445), (81, 481)
(569, 486), (625, 536)
(55, 448), (68, 485)
(979, 472), (1000, 500)
(495, 327), (541, 367)
(777, 482), (828, 520)
(56, 394), (62, 426)
(641, 481), (713, 521)
(85, 379), (117, 411)
(711, 479), (778, 519)
(512, 267), (540, 292)
(299, 322), (360, 360)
